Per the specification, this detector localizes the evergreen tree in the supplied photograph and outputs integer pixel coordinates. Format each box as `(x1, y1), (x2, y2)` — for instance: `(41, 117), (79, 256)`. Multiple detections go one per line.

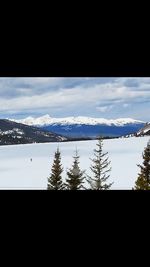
(134, 140), (150, 190)
(66, 150), (85, 190)
(87, 137), (113, 190)
(47, 147), (64, 190)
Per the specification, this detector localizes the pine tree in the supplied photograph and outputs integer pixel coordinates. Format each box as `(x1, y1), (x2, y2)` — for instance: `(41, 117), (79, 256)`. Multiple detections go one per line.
(134, 140), (150, 190)
(87, 137), (113, 190)
(66, 150), (85, 190)
(47, 147), (64, 190)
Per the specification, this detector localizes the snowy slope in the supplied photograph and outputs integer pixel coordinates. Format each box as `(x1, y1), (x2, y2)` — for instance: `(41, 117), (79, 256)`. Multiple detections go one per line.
(11, 114), (145, 126)
(0, 119), (67, 145)
(137, 123), (150, 136)
(0, 136), (149, 189)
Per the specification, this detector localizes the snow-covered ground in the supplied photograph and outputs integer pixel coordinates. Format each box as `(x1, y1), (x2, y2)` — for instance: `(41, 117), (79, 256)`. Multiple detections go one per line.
(0, 136), (149, 190)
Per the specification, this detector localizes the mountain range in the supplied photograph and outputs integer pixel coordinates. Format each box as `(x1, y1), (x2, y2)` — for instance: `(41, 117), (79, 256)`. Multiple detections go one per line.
(11, 115), (146, 139)
(0, 119), (67, 146)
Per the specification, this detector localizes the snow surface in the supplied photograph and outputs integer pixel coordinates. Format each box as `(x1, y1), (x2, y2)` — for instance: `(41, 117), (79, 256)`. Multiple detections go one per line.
(0, 136), (149, 190)
(137, 123), (150, 135)
(11, 114), (145, 126)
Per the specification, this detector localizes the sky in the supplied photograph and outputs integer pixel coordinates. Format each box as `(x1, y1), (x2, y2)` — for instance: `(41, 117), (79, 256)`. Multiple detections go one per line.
(0, 77), (149, 121)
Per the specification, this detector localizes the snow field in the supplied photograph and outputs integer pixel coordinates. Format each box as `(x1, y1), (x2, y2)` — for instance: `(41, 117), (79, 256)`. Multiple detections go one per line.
(0, 136), (149, 189)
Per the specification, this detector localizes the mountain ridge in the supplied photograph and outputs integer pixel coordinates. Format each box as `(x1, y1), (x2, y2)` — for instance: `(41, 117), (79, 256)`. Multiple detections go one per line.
(136, 123), (150, 136)
(10, 114), (145, 126)
(9, 115), (146, 139)
(0, 119), (67, 145)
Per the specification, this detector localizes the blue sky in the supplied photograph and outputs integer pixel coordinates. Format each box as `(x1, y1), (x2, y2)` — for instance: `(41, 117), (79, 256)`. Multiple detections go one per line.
(0, 77), (149, 121)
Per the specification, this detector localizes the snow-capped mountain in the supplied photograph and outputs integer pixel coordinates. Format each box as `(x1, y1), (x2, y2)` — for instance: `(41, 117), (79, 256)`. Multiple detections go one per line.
(10, 115), (146, 139)
(11, 114), (145, 127)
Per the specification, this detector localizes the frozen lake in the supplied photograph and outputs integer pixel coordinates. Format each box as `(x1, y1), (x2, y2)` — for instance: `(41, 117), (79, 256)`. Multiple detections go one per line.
(0, 136), (149, 189)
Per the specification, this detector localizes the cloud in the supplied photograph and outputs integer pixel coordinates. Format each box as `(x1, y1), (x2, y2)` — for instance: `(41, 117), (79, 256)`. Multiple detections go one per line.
(123, 103), (129, 108)
(96, 105), (113, 112)
(0, 77), (149, 120)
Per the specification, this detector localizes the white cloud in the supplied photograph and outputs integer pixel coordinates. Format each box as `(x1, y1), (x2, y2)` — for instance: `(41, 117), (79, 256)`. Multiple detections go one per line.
(96, 106), (108, 112)
(123, 103), (129, 108)
(0, 77), (150, 119)
(0, 82), (150, 112)
(96, 105), (113, 112)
